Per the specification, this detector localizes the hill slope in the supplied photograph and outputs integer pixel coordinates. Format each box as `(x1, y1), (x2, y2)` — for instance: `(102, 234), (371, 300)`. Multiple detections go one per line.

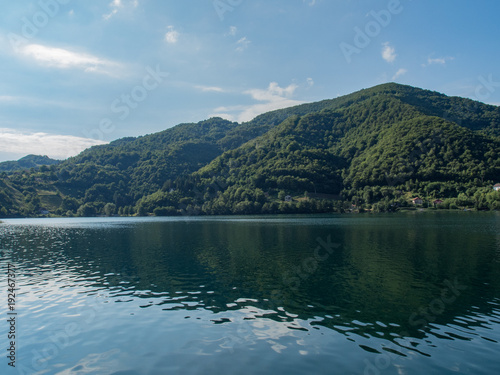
(142, 91), (499, 215)
(0, 155), (61, 172)
(1, 83), (499, 217)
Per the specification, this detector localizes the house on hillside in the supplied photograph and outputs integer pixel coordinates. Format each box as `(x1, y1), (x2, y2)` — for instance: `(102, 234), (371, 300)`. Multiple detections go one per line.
(411, 197), (423, 205)
(433, 199), (444, 208)
(494, 183), (500, 191)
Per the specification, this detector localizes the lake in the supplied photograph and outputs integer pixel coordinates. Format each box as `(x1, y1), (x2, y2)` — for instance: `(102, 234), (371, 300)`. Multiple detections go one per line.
(1, 212), (499, 374)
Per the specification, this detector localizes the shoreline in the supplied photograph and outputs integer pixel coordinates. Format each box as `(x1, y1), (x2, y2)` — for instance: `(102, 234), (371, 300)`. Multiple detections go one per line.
(0, 207), (496, 221)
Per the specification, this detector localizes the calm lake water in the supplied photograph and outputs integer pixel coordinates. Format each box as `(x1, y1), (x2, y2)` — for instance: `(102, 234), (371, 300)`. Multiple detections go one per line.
(1, 212), (499, 374)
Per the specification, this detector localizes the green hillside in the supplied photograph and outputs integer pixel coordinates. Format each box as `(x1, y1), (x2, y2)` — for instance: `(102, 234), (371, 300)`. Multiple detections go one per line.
(1, 83), (499, 218)
(0, 155), (61, 173)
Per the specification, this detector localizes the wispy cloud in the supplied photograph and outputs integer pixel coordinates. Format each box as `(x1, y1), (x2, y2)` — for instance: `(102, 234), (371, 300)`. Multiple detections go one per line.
(0, 128), (107, 160)
(103, 0), (122, 20)
(392, 68), (407, 80)
(422, 56), (454, 67)
(164, 26), (179, 44)
(228, 26), (238, 37)
(0, 95), (98, 111)
(246, 82), (298, 101)
(17, 43), (121, 75)
(382, 42), (396, 63)
(0, 96), (17, 102)
(103, 0), (139, 20)
(211, 82), (303, 123)
(195, 85), (225, 93)
(236, 37), (251, 52)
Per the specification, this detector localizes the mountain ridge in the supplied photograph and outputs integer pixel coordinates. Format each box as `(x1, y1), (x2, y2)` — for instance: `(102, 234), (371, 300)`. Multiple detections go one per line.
(0, 155), (61, 173)
(1, 83), (499, 217)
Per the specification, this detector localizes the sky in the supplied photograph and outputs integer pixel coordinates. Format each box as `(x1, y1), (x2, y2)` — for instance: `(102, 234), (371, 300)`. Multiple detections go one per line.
(0, 0), (499, 162)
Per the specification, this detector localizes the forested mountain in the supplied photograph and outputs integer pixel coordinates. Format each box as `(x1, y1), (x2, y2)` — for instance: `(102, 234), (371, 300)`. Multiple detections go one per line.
(0, 155), (60, 172)
(1, 83), (499, 218)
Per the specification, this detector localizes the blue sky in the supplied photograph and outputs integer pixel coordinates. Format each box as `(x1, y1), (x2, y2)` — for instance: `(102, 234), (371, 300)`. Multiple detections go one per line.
(0, 0), (499, 162)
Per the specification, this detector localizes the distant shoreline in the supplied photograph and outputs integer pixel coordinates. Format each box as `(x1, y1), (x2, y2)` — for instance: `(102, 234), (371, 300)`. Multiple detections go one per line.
(0, 207), (496, 221)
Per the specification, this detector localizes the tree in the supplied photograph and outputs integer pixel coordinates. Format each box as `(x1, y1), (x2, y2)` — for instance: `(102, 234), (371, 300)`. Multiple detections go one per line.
(153, 206), (177, 216)
(104, 203), (116, 216)
(137, 204), (147, 217)
(278, 190), (286, 201)
(77, 203), (96, 217)
(62, 197), (80, 212)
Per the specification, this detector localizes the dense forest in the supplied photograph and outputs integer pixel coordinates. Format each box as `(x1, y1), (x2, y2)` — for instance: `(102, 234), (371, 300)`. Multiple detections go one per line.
(0, 154), (60, 172)
(1, 83), (499, 218)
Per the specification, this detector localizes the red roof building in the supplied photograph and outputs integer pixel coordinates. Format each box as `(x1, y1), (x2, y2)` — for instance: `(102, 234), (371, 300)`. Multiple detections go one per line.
(412, 197), (423, 205)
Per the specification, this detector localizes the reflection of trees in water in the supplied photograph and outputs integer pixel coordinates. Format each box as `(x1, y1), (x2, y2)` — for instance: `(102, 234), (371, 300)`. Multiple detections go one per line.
(2, 215), (500, 353)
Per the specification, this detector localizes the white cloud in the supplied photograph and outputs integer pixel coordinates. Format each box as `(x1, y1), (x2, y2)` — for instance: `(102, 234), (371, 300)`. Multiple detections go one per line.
(195, 85), (225, 93)
(0, 94), (102, 112)
(304, 0), (317, 5)
(210, 82), (303, 123)
(236, 37), (251, 52)
(307, 77), (314, 88)
(165, 26), (179, 44)
(430, 58), (446, 65)
(246, 82), (298, 101)
(103, 0), (138, 20)
(0, 128), (108, 160)
(0, 96), (17, 102)
(392, 68), (407, 80)
(382, 42), (396, 63)
(103, 0), (122, 20)
(228, 26), (238, 36)
(209, 110), (238, 122)
(422, 56), (454, 67)
(18, 43), (120, 75)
